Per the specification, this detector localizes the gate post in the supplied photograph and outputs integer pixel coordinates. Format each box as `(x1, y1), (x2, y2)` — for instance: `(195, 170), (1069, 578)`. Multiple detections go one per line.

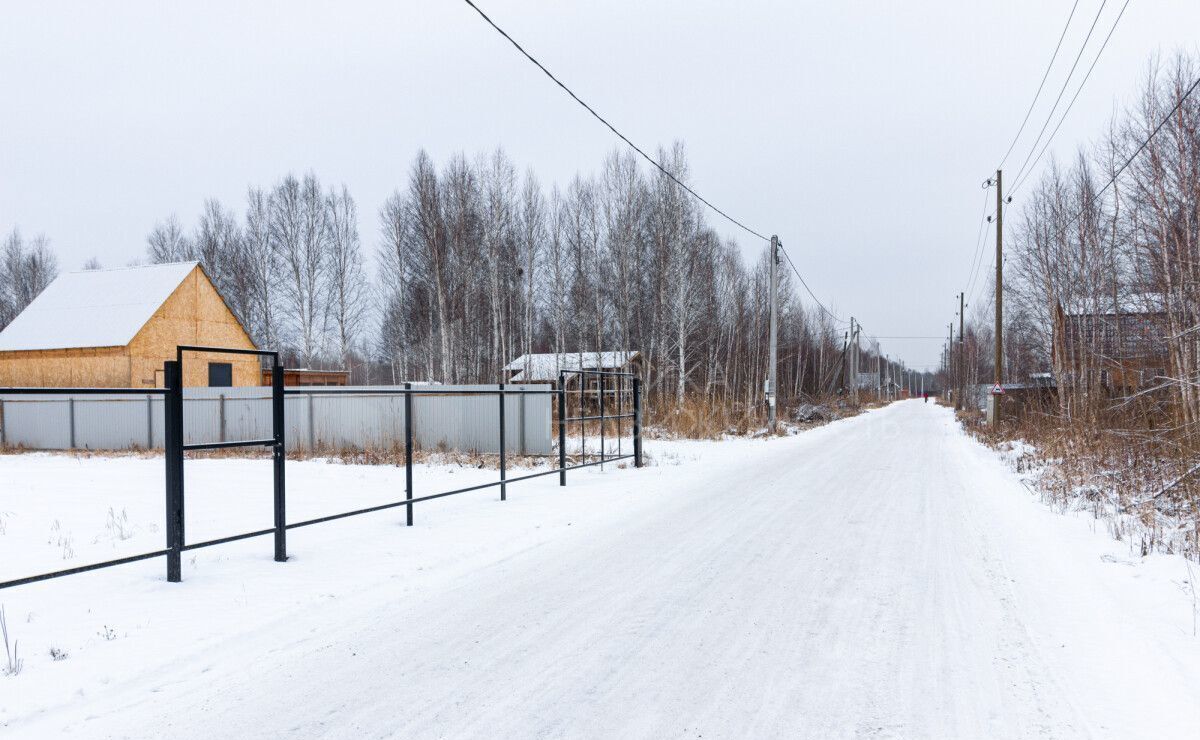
(558, 373), (567, 486)
(163, 360), (184, 582)
(272, 361), (287, 563)
(633, 376), (643, 468)
(599, 374), (605, 466)
(404, 383), (413, 526)
(498, 383), (507, 501)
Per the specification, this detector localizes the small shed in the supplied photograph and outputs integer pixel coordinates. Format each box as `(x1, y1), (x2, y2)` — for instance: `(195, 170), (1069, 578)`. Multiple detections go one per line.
(261, 368), (350, 387)
(504, 351), (641, 410)
(504, 351), (641, 384)
(0, 262), (258, 388)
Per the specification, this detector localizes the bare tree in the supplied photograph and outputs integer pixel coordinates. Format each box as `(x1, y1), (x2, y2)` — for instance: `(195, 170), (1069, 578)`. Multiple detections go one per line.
(0, 228), (59, 329)
(146, 215), (193, 263)
(325, 184), (369, 371)
(516, 170), (546, 376)
(270, 173), (329, 366)
(242, 187), (278, 349)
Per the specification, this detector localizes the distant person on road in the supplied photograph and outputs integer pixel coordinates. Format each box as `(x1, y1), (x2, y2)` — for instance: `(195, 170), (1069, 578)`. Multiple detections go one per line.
(923, 392), (929, 403)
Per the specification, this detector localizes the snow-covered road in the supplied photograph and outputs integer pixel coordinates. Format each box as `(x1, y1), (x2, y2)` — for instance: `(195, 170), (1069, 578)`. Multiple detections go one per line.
(5, 400), (1200, 738)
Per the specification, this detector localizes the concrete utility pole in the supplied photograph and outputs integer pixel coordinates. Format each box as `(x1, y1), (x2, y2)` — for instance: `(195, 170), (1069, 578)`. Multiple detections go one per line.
(878, 354), (883, 401)
(768, 235), (779, 433)
(848, 317), (855, 402)
(841, 330), (848, 394)
(848, 317), (859, 405)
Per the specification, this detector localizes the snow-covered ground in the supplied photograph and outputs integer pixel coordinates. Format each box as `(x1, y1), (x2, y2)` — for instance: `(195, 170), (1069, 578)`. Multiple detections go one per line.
(1, 400), (1199, 738)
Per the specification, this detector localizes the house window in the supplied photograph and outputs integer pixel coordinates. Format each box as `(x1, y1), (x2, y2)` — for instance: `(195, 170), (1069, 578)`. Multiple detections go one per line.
(208, 362), (233, 387)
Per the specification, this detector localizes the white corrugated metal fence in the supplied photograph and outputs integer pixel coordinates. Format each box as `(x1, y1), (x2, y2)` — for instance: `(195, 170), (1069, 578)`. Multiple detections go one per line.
(0, 385), (552, 454)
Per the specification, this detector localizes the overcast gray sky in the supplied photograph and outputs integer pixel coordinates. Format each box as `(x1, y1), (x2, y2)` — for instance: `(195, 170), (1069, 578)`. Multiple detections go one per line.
(3, 0), (1198, 371)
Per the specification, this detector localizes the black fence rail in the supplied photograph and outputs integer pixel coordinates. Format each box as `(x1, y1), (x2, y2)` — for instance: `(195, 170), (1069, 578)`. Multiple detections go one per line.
(0, 347), (643, 591)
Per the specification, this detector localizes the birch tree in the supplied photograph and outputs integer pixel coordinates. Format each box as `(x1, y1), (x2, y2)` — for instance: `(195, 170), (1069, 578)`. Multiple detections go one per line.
(270, 173), (329, 366)
(325, 185), (369, 371)
(0, 228), (58, 329)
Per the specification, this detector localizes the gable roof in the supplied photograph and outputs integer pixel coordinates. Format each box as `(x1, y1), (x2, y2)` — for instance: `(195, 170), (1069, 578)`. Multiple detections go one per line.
(0, 262), (201, 352)
(504, 351), (640, 381)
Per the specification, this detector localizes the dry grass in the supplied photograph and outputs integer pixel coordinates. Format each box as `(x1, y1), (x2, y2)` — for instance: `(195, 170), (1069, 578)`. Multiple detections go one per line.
(646, 396), (761, 439)
(643, 394), (861, 440)
(961, 400), (1200, 561)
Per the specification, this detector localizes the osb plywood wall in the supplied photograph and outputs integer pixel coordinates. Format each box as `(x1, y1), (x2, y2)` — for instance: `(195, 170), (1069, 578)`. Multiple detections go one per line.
(0, 347), (129, 387)
(127, 266), (258, 387)
(0, 266), (258, 389)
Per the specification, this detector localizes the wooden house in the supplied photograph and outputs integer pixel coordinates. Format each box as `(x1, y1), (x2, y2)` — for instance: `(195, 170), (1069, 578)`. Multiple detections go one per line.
(0, 262), (258, 388)
(1052, 299), (1171, 394)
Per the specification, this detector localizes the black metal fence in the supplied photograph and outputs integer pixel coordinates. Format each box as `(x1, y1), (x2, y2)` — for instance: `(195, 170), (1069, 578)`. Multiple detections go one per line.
(0, 346), (642, 591)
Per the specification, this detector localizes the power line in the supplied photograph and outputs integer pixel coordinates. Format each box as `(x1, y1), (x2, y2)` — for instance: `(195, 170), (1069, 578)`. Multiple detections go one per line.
(1009, 0), (1111, 188)
(963, 185), (993, 310)
(461, 0), (769, 243)
(1053, 70), (1200, 229)
(965, 217), (993, 307)
(996, 0), (1082, 170)
(969, 199), (1010, 314)
(778, 245), (849, 325)
(463, 0), (859, 338)
(1010, 0), (1132, 195)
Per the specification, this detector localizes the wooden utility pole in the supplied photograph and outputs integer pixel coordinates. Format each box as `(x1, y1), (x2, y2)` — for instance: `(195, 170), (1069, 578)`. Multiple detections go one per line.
(948, 322), (954, 402)
(957, 292), (965, 410)
(986, 170), (1005, 425)
(768, 235), (779, 433)
(993, 169), (1004, 388)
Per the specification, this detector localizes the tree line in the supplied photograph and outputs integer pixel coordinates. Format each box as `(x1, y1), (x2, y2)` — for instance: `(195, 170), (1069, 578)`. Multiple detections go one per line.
(2, 144), (855, 419)
(951, 53), (1199, 430)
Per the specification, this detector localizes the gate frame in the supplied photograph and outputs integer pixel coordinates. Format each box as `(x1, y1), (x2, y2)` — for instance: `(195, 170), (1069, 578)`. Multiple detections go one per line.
(166, 345), (284, 582)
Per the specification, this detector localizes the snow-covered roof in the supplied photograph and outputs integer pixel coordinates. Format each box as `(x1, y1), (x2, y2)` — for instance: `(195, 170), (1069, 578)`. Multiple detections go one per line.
(504, 351), (640, 381)
(0, 262), (200, 351)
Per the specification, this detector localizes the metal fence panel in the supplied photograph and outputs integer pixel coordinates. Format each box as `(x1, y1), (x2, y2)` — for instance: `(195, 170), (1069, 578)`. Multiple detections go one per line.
(0, 396), (73, 449)
(74, 395), (159, 449)
(0, 385), (552, 454)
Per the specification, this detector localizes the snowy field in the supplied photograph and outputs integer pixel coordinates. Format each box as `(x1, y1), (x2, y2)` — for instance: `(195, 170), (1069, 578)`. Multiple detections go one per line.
(1, 401), (1199, 738)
